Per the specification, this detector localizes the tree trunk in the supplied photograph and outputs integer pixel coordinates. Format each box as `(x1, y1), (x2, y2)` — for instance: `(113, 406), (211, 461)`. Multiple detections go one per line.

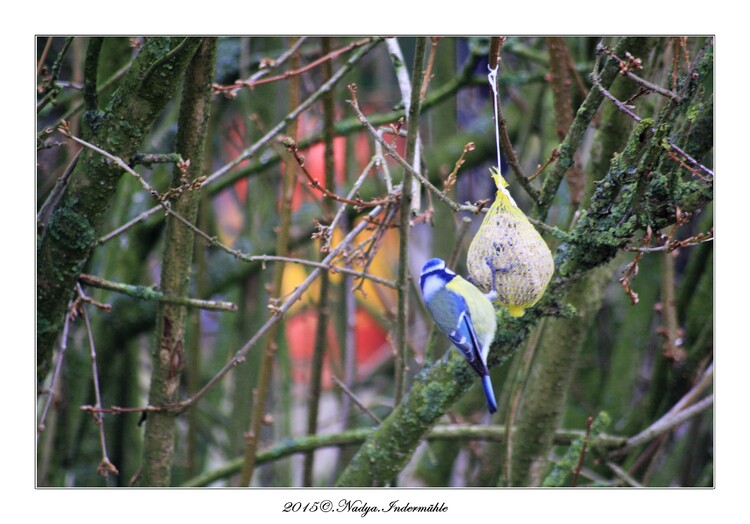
(138, 38), (216, 486)
(37, 37), (203, 384)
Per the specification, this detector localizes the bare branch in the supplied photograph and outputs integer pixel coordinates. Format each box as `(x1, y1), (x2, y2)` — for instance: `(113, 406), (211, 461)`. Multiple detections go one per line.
(175, 204), (387, 412)
(78, 284), (119, 479)
(78, 273), (238, 312)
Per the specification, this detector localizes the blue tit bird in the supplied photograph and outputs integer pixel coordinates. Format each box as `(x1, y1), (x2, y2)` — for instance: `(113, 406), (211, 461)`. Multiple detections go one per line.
(420, 258), (498, 414)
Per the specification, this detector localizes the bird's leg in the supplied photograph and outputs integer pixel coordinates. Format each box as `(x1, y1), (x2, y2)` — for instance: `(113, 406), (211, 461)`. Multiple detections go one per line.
(483, 251), (514, 302)
(483, 255), (500, 301)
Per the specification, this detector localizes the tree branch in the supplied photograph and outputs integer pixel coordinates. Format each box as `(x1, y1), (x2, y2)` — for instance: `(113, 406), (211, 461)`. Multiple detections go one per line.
(78, 273), (237, 312)
(36, 37), (203, 384)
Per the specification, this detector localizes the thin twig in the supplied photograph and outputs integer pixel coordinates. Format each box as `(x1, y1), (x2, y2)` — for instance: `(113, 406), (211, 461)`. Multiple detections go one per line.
(283, 137), (395, 208)
(374, 130), (394, 193)
(592, 72), (642, 123)
(97, 206), (162, 244)
(175, 204), (386, 412)
(80, 404), (169, 414)
(666, 362), (714, 418)
(77, 284), (119, 478)
(619, 226), (652, 305)
(571, 416), (593, 487)
(386, 37), (423, 214)
(323, 155), (383, 252)
(442, 142), (476, 192)
(600, 46), (682, 102)
(36, 36), (54, 76)
(37, 37), (74, 111)
(37, 306), (73, 439)
(37, 149), (81, 232)
(78, 273), (238, 311)
(626, 228), (713, 253)
(249, 255), (396, 289)
(488, 37), (540, 202)
(351, 203), (399, 296)
(213, 37), (372, 96)
(77, 292), (112, 313)
(58, 126), (186, 203)
(57, 128), (233, 261)
(332, 375), (382, 425)
(244, 36), (307, 84)
(201, 37), (382, 190)
(659, 247), (685, 361)
(449, 217), (473, 268)
(615, 394), (713, 455)
(420, 37), (441, 103)
(528, 148), (561, 182)
(58, 128), (275, 273)
(605, 461), (643, 487)
(347, 84), (480, 215)
(668, 140), (714, 178)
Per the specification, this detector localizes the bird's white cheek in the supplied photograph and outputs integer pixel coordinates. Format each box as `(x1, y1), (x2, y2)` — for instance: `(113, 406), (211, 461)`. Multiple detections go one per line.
(421, 277), (443, 302)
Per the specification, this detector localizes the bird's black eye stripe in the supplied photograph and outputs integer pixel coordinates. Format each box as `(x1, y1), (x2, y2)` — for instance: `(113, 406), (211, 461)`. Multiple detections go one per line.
(422, 266), (443, 277)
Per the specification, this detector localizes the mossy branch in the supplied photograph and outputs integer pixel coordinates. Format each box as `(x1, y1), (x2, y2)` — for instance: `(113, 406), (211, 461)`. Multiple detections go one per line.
(78, 273), (236, 312)
(184, 424), (626, 487)
(395, 36), (427, 407)
(335, 36), (713, 488)
(509, 37), (713, 487)
(36, 37), (203, 385)
(334, 316), (536, 487)
(138, 38), (216, 487)
(536, 37), (645, 219)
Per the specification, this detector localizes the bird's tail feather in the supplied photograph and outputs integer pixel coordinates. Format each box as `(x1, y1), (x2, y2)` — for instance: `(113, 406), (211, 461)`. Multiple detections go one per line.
(482, 375), (498, 414)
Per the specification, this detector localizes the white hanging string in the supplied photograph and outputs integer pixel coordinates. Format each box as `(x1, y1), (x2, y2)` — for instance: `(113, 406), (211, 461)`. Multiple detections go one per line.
(487, 64), (502, 174)
(487, 63), (516, 206)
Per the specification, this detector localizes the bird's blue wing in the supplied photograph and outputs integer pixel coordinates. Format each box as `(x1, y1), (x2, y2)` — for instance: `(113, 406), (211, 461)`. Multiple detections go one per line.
(450, 308), (490, 377)
(427, 290), (489, 377)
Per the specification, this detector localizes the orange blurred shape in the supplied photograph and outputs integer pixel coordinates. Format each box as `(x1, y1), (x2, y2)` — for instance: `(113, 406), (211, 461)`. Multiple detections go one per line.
(286, 112), (371, 212)
(285, 306), (390, 389)
(214, 107), (405, 244)
(352, 307), (391, 371)
(214, 115), (251, 246)
(212, 191), (245, 247)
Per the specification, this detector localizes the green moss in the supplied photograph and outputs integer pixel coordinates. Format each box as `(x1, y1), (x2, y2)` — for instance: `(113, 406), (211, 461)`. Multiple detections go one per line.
(83, 109), (105, 132)
(37, 38), (204, 384)
(419, 381), (449, 418)
(47, 207), (95, 251)
(558, 147), (574, 169)
(687, 105), (700, 122)
(112, 117), (144, 144)
(697, 43), (713, 78)
(36, 316), (56, 338)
